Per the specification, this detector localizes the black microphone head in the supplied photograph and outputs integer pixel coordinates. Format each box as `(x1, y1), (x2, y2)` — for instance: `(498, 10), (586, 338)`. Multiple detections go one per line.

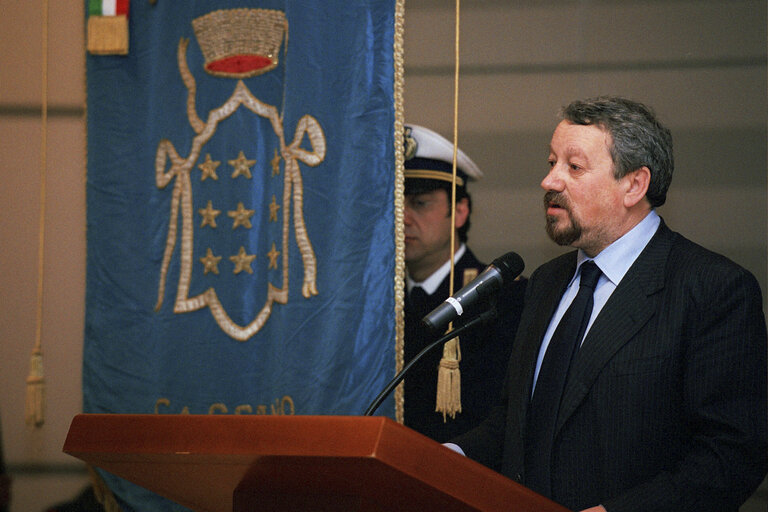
(491, 252), (525, 282)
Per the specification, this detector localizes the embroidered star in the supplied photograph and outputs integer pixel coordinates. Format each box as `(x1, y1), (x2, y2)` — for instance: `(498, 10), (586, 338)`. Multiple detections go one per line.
(267, 242), (280, 269)
(230, 246), (256, 275)
(198, 200), (221, 228)
(229, 150), (255, 179)
(199, 248), (222, 275)
(198, 154), (220, 181)
(271, 149), (281, 176)
(269, 195), (280, 222)
(228, 202), (255, 229)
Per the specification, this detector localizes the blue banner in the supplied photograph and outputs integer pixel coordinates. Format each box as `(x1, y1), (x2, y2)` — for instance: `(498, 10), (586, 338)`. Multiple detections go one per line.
(84, 1), (401, 509)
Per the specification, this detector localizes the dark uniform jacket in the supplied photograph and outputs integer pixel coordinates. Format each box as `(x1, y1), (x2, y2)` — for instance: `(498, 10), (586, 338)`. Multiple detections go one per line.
(404, 248), (527, 443)
(453, 221), (768, 512)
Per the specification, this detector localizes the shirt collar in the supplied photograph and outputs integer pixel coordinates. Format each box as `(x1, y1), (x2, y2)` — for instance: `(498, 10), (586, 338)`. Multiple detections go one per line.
(407, 244), (467, 295)
(576, 210), (661, 286)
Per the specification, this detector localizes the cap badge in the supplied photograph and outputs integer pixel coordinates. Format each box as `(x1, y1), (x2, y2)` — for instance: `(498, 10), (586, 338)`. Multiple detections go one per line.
(404, 126), (418, 160)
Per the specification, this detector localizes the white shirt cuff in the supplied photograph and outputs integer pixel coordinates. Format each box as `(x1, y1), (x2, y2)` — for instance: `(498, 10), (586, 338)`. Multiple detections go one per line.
(442, 442), (465, 455)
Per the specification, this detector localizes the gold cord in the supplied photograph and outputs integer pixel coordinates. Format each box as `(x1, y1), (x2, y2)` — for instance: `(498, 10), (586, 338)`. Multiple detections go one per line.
(26, 0), (48, 428)
(448, 0), (460, 296)
(435, 0), (463, 421)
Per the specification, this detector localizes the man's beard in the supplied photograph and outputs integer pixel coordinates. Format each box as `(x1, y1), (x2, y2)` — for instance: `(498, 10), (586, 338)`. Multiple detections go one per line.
(544, 191), (582, 246)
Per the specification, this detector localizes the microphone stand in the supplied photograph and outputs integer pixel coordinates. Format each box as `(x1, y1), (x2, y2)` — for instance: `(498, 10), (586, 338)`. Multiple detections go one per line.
(363, 307), (497, 416)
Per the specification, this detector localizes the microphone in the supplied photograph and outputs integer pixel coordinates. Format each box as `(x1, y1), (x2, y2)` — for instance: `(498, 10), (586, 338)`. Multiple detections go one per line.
(421, 251), (524, 334)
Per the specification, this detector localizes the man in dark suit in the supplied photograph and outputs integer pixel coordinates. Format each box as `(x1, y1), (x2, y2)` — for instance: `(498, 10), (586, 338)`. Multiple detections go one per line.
(402, 124), (526, 443)
(449, 97), (767, 511)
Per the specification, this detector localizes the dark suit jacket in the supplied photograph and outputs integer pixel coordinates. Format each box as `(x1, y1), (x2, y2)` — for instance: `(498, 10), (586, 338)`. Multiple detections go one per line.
(404, 248), (527, 443)
(454, 220), (767, 511)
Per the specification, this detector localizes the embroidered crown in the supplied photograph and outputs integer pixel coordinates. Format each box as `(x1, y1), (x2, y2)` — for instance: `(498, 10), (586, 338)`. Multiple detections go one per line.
(192, 8), (287, 78)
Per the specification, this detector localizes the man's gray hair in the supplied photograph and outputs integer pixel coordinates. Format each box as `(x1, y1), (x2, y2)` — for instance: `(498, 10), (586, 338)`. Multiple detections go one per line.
(560, 96), (674, 208)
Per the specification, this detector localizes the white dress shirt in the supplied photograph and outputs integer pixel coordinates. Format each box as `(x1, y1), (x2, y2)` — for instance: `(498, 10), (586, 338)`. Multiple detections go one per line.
(531, 210), (661, 391)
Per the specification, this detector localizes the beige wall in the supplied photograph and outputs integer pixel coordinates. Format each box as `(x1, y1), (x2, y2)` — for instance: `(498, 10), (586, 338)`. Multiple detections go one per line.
(0, 1), (765, 511)
(405, 0), (766, 286)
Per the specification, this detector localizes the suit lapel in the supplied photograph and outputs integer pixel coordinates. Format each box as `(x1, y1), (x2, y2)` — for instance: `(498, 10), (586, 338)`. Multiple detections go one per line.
(555, 222), (673, 432)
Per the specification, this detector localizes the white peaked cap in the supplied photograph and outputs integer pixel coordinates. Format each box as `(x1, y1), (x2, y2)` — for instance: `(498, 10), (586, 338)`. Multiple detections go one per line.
(404, 124), (483, 183)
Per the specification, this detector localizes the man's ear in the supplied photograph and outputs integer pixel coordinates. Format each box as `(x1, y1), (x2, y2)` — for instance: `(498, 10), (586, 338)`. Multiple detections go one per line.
(454, 197), (470, 229)
(623, 166), (651, 208)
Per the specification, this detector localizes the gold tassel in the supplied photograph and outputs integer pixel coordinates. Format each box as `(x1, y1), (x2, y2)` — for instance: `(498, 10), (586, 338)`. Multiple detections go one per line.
(88, 464), (123, 512)
(24, 348), (45, 427)
(435, 336), (462, 421)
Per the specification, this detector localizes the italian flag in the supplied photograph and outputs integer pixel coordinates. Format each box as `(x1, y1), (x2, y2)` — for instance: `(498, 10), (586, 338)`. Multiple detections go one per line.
(88, 0), (129, 17)
(87, 0), (130, 55)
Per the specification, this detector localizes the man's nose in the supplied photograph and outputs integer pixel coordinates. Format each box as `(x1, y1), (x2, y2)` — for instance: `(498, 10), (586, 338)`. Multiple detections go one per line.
(541, 166), (562, 191)
(403, 204), (413, 225)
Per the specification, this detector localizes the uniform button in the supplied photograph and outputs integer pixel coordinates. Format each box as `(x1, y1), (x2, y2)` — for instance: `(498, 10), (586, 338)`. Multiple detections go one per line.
(514, 473), (523, 482)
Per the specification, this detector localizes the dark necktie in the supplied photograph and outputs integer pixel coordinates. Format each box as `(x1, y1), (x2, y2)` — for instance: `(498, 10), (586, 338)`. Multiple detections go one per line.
(524, 260), (602, 497)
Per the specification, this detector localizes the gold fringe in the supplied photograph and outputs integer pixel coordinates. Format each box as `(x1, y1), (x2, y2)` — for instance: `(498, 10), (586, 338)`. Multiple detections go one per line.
(393, 0), (406, 423)
(24, 349), (45, 427)
(88, 464), (123, 512)
(435, 336), (462, 420)
(87, 16), (129, 56)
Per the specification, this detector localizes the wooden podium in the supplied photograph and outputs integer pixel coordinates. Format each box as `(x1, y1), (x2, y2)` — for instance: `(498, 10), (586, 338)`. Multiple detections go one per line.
(63, 414), (569, 512)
